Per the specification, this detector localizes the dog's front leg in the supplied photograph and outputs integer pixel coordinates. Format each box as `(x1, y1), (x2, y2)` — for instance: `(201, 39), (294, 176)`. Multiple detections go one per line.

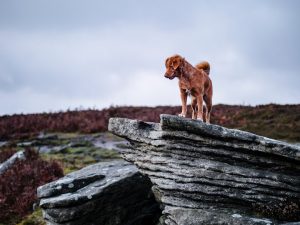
(196, 94), (204, 121)
(178, 88), (187, 117)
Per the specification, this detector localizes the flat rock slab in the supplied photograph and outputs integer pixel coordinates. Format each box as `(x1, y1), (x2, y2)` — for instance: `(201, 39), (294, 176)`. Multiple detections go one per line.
(109, 114), (300, 225)
(38, 160), (160, 225)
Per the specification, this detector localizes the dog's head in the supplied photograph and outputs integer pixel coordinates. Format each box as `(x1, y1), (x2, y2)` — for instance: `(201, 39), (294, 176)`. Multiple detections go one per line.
(164, 54), (184, 80)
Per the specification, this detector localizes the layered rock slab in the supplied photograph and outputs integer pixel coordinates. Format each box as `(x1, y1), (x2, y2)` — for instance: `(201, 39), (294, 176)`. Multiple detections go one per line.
(37, 160), (160, 225)
(108, 114), (300, 225)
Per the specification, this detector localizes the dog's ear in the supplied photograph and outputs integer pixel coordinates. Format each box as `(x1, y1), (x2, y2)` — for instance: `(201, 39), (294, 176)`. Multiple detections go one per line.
(172, 55), (182, 69)
(165, 57), (170, 67)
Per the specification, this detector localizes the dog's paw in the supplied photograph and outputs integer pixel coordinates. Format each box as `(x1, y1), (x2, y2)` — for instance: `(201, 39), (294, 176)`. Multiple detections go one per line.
(178, 113), (186, 117)
(196, 117), (203, 121)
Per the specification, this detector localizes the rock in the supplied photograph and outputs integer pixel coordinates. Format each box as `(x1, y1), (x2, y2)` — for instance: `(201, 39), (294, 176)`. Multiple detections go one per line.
(0, 141), (7, 147)
(38, 145), (68, 154)
(0, 150), (26, 175)
(17, 141), (36, 147)
(37, 160), (160, 225)
(38, 132), (59, 140)
(93, 139), (128, 152)
(108, 114), (300, 225)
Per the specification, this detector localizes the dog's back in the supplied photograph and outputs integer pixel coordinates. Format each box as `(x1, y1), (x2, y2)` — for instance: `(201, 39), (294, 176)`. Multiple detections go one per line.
(195, 61), (210, 75)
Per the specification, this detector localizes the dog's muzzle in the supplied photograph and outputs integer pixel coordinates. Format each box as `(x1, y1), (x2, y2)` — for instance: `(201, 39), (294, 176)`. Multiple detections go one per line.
(164, 73), (175, 80)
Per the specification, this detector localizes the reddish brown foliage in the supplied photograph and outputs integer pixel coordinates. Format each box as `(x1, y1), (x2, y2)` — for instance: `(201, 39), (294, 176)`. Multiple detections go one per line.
(0, 106), (180, 140)
(0, 148), (16, 163)
(0, 104), (299, 141)
(0, 148), (63, 222)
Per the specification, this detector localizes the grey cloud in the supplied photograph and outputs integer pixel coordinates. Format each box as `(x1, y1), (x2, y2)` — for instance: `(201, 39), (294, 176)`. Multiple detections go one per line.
(0, 0), (299, 115)
(0, 0), (200, 30)
(0, 27), (172, 96)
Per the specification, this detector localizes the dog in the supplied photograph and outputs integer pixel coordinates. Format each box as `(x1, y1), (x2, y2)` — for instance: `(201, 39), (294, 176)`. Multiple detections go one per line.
(164, 54), (213, 123)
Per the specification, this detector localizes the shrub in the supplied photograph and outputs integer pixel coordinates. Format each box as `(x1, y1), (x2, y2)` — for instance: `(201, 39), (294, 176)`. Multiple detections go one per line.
(0, 104), (299, 141)
(0, 148), (63, 224)
(0, 148), (17, 163)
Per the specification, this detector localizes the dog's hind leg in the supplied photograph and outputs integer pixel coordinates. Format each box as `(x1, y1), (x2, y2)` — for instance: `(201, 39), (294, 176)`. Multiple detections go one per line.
(196, 94), (204, 121)
(203, 105), (207, 122)
(203, 95), (212, 124)
(191, 96), (197, 119)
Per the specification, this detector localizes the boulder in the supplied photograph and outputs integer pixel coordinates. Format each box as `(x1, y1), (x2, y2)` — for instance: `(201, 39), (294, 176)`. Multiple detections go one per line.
(37, 160), (160, 225)
(108, 114), (300, 225)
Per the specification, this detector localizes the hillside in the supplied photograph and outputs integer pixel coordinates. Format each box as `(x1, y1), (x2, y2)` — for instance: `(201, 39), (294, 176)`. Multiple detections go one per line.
(0, 104), (299, 142)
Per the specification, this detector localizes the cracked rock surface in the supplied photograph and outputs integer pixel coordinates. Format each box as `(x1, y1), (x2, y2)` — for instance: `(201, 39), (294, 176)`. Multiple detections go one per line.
(37, 160), (160, 225)
(109, 114), (300, 225)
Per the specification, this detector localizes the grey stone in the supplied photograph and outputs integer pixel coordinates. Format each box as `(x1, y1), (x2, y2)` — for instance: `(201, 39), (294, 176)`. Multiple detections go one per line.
(108, 114), (300, 225)
(37, 132), (58, 140)
(37, 160), (160, 225)
(163, 207), (274, 225)
(0, 150), (26, 175)
(0, 141), (7, 147)
(17, 141), (36, 147)
(38, 145), (68, 154)
(93, 139), (128, 152)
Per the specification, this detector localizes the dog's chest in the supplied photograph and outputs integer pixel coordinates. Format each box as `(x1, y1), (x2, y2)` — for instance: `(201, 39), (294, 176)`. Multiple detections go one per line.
(179, 80), (194, 95)
(186, 89), (192, 96)
(179, 79), (191, 90)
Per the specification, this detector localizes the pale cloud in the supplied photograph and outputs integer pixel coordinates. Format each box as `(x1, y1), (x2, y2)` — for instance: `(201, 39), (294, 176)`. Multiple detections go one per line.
(106, 70), (179, 107)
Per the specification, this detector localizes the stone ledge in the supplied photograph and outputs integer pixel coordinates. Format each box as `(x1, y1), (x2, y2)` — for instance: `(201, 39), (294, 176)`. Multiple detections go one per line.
(109, 114), (300, 225)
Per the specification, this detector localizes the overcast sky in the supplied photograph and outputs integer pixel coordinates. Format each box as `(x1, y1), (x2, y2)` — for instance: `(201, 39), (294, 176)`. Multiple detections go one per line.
(0, 0), (299, 115)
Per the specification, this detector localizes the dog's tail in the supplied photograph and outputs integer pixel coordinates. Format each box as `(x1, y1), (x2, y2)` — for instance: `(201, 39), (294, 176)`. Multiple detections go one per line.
(195, 61), (210, 75)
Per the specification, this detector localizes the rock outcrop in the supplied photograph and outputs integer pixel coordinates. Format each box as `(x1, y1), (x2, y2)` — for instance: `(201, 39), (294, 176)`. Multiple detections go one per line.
(109, 114), (300, 225)
(37, 160), (160, 225)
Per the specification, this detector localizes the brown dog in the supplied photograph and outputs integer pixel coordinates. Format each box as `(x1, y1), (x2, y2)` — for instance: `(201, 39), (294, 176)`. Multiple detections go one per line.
(164, 54), (213, 123)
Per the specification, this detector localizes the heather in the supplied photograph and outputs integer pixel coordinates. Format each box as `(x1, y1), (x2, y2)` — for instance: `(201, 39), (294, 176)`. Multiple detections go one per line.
(0, 148), (63, 224)
(0, 104), (299, 142)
